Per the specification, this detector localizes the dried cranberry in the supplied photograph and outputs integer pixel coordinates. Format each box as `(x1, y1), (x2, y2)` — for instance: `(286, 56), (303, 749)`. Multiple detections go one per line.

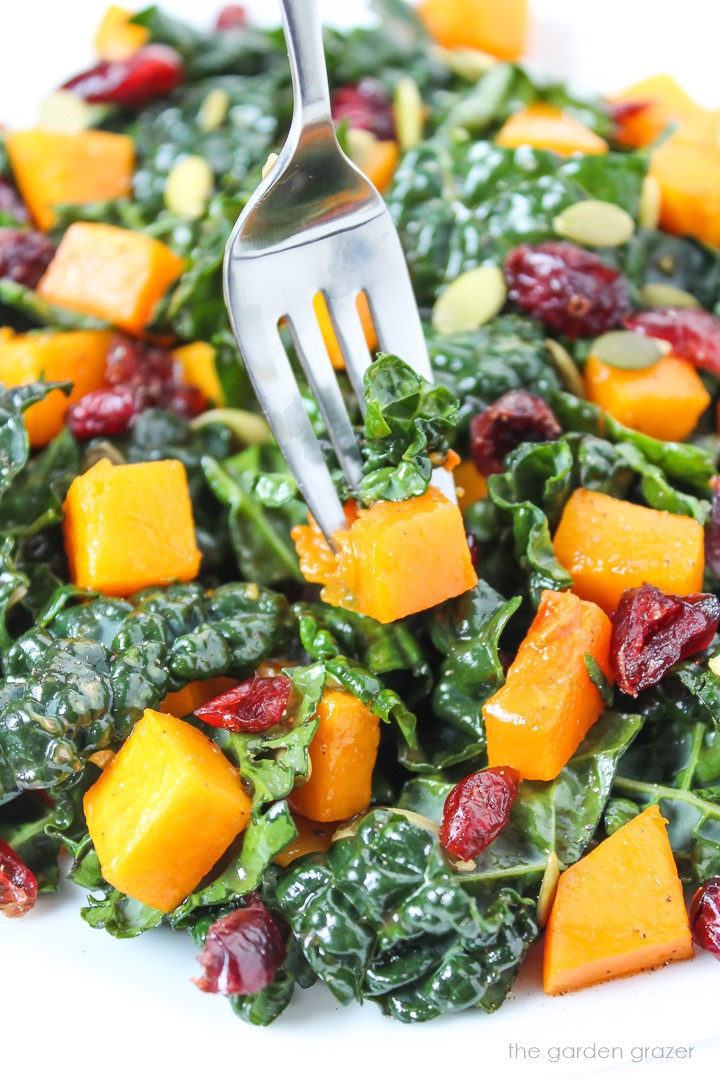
(0, 228), (55, 289)
(67, 386), (138, 440)
(215, 5), (247, 30)
(62, 45), (183, 108)
(105, 334), (175, 405)
(193, 898), (286, 995)
(705, 477), (720, 581)
(624, 307), (720, 376)
(196, 675), (292, 733)
(689, 878), (720, 959)
(469, 390), (562, 475)
(164, 383), (207, 418)
(504, 242), (631, 339)
(0, 178), (29, 224)
(439, 766), (520, 861)
(0, 836), (37, 918)
(331, 78), (395, 141)
(607, 99), (651, 125)
(610, 583), (720, 697)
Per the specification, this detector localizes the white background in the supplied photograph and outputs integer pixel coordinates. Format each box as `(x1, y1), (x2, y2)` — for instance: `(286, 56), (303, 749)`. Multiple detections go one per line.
(1, 3), (720, 1079)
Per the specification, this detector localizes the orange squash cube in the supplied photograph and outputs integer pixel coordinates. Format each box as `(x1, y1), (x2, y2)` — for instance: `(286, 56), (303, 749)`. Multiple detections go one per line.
(6, 130), (134, 231)
(292, 488), (478, 623)
(419, 0), (527, 60)
(454, 459), (488, 511)
(172, 341), (225, 404)
(585, 354), (710, 442)
(63, 458), (201, 595)
(95, 5), (149, 60)
(288, 689), (380, 822)
(274, 816), (335, 867)
(38, 223), (184, 334)
(650, 123), (720, 248)
(496, 105), (608, 156)
(159, 677), (237, 718)
(362, 139), (399, 193)
(313, 292), (377, 372)
(84, 709), (251, 913)
(484, 589), (613, 781)
(553, 489), (704, 613)
(611, 74), (704, 148)
(0, 329), (111, 446)
(544, 806), (693, 994)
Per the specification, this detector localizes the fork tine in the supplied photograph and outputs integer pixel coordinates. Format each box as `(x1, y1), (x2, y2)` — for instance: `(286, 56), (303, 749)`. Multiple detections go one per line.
(364, 252), (434, 382)
(285, 307), (365, 489)
(324, 290), (375, 411)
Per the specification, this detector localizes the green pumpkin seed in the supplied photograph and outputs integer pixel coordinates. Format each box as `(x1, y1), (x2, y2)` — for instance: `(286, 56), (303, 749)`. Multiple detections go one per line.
(709, 654), (720, 677)
(191, 408), (272, 445)
(553, 200), (636, 248)
(431, 265), (506, 336)
(545, 338), (586, 398)
(38, 91), (97, 133)
(198, 88), (230, 133)
(347, 127), (377, 169)
(164, 155), (214, 219)
(537, 851), (560, 928)
(394, 77), (423, 152)
(436, 45), (497, 81)
(592, 330), (671, 370)
(640, 282), (700, 309)
(639, 174), (661, 229)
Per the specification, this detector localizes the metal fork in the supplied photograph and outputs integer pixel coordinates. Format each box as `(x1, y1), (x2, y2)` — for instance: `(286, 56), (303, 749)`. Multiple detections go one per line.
(223, 0), (453, 543)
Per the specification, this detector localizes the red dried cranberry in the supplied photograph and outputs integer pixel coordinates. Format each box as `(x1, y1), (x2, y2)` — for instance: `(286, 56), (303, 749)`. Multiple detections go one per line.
(0, 178), (30, 224)
(610, 582), (720, 697)
(705, 477), (720, 581)
(607, 99), (651, 125)
(469, 390), (561, 475)
(196, 675), (292, 733)
(689, 878), (720, 960)
(164, 383), (207, 418)
(331, 78), (395, 141)
(67, 386), (138, 440)
(0, 229), (55, 289)
(105, 334), (175, 406)
(0, 836), (37, 918)
(215, 5), (247, 30)
(504, 242), (631, 339)
(62, 45), (183, 108)
(624, 307), (720, 375)
(439, 766), (520, 861)
(193, 898), (286, 996)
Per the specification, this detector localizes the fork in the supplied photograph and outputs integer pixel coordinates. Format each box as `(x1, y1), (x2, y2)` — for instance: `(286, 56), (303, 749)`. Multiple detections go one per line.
(223, 0), (454, 543)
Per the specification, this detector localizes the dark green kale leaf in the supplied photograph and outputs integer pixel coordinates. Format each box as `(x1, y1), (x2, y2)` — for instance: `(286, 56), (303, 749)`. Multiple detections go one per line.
(609, 228), (720, 310)
(270, 809), (537, 1022)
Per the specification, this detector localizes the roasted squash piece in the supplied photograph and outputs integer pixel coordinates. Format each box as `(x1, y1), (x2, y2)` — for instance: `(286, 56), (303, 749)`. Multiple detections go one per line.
(496, 104), (608, 156)
(650, 117), (720, 247)
(274, 816), (335, 867)
(611, 74), (704, 148)
(63, 458), (201, 595)
(454, 459), (488, 511)
(292, 488), (477, 623)
(38, 223), (184, 334)
(544, 806), (693, 994)
(159, 677), (237, 717)
(0, 329), (111, 445)
(84, 709), (251, 913)
(95, 5), (149, 60)
(553, 489), (704, 613)
(172, 341), (225, 404)
(484, 589), (612, 781)
(313, 292), (377, 372)
(585, 353), (710, 442)
(419, 0), (527, 60)
(288, 689), (380, 822)
(6, 130), (134, 231)
(361, 139), (399, 193)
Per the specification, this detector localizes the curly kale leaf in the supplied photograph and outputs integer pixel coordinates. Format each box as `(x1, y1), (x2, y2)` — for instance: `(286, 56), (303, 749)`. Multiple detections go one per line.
(359, 353), (459, 504)
(270, 809), (536, 1022)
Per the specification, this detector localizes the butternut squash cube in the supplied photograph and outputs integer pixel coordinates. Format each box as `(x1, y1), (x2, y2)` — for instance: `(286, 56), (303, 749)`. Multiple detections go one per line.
(38, 223), (184, 334)
(585, 354), (710, 442)
(159, 677), (237, 718)
(611, 74), (704, 148)
(288, 689), (380, 822)
(419, 0), (527, 60)
(650, 122), (720, 248)
(95, 5), (149, 60)
(0, 329), (111, 445)
(544, 806), (693, 994)
(496, 104), (608, 156)
(274, 816), (335, 867)
(454, 459), (488, 511)
(84, 709), (251, 913)
(63, 458), (201, 596)
(553, 489), (704, 613)
(484, 589), (613, 781)
(292, 488), (478, 623)
(6, 130), (134, 231)
(172, 341), (225, 404)
(313, 291), (377, 372)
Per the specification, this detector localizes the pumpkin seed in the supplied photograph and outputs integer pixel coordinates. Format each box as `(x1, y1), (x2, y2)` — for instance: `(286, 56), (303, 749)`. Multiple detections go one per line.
(436, 45), (497, 81)
(332, 807), (440, 844)
(431, 265), (506, 336)
(347, 127), (377, 169)
(394, 77), (423, 152)
(592, 330), (671, 370)
(191, 408), (272, 445)
(545, 338), (586, 398)
(38, 90), (96, 133)
(164, 155), (214, 219)
(639, 174), (661, 229)
(640, 282), (700, 309)
(709, 654), (720, 677)
(537, 851), (560, 927)
(262, 152), (279, 179)
(198, 88), (230, 133)
(553, 200), (635, 248)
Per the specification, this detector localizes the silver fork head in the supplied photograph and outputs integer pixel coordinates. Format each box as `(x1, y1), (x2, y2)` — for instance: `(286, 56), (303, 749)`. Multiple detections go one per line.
(223, 0), (452, 542)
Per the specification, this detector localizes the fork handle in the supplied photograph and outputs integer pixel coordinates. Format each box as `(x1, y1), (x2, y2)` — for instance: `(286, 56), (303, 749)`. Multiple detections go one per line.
(279, 0), (334, 130)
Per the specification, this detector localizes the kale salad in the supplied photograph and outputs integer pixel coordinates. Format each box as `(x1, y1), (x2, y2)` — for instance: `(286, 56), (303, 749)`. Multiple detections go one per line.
(1, 0), (720, 1026)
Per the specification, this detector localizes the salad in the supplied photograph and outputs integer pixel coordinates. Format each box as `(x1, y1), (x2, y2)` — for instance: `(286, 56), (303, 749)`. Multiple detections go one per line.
(1, 0), (720, 1027)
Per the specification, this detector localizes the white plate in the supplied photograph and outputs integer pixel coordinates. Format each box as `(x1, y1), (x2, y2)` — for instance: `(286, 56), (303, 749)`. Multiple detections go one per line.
(1, 3), (720, 1077)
